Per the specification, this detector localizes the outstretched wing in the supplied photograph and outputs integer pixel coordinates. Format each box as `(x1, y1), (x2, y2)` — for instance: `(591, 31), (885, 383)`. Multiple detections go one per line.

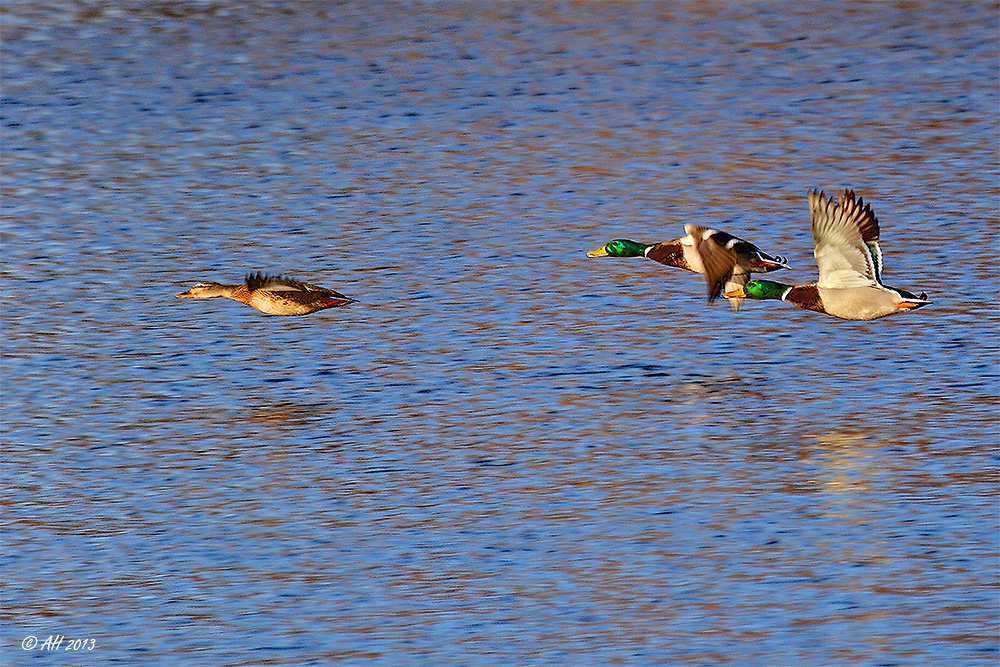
(810, 189), (882, 289)
(245, 272), (345, 296)
(839, 189), (883, 283)
(246, 272), (304, 292)
(684, 224), (736, 301)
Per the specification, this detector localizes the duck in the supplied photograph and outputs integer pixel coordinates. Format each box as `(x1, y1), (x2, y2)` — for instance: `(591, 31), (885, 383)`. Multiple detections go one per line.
(724, 189), (930, 320)
(586, 225), (790, 310)
(176, 272), (356, 316)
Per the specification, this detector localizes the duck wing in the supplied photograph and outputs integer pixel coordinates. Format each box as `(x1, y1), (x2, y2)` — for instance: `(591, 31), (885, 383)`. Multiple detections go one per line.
(246, 272), (304, 292)
(810, 189), (883, 289)
(685, 225), (735, 301)
(844, 190), (884, 284)
(245, 272), (344, 295)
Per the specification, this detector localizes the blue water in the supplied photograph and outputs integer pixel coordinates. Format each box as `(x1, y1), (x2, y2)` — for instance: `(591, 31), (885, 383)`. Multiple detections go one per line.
(3, 2), (998, 665)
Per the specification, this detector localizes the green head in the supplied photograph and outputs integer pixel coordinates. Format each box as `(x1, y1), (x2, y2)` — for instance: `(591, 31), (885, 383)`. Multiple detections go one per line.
(739, 279), (791, 301)
(586, 239), (649, 258)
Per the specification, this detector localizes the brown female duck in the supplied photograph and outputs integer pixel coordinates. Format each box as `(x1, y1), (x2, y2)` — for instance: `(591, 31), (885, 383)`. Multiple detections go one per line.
(176, 272), (355, 316)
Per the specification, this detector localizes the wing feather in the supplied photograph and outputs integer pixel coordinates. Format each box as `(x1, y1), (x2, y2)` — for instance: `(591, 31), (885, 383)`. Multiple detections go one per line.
(245, 273), (338, 294)
(684, 224), (738, 301)
(810, 189), (882, 289)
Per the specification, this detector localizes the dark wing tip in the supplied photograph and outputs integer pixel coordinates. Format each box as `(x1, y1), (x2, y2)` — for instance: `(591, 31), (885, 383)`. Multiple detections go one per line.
(246, 271), (300, 291)
(847, 191), (880, 244)
(245, 271), (269, 291)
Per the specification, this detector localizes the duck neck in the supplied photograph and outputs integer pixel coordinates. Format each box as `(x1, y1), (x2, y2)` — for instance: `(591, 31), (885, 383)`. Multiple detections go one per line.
(608, 239), (650, 257)
(748, 280), (793, 301)
(224, 283), (251, 303)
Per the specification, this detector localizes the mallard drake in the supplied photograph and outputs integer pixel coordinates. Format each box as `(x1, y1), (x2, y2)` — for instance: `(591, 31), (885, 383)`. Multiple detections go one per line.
(176, 272), (355, 316)
(587, 225), (790, 310)
(724, 190), (930, 320)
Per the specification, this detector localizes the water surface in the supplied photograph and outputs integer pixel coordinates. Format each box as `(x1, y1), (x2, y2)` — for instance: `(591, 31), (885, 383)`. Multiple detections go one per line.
(2, 2), (998, 665)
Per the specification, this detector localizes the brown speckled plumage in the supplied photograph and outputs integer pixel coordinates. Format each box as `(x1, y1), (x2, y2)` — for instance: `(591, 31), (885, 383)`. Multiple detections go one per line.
(176, 273), (355, 316)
